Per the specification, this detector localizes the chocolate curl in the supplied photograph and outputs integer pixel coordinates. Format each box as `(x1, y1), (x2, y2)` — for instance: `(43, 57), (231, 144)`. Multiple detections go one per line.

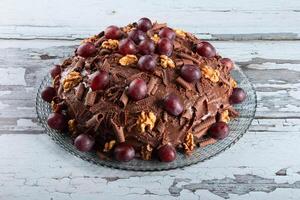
(86, 113), (104, 131)
(183, 59), (194, 65)
(219, 75), (231, 87)
(192, 116), (216, 133)
(74, 57), (85, 71)
(193, 127), (209, 138)
(130, 96), (155, 113)
(199, 138), (217, 148)
(98, 59), (111, 72)
(119, 91), (129, 108)
(174, 59), (184, 67)
(128, 72), (145, 82)
(151, 22), (167, 31)
(162, 69), (169, 86)
(196, 81), (202, 93)
(99, 48), (111, 56)
(174, 41), (181, 50)
(163, 111), (168, 122)
(227, 106), (239, 118)
(111, 119), (125, 143)
(147, 77), (159, 95)
(177, 52), (202, 66)
(176, 77), (192, 91)
(95, 36), (106, 47)
(75, 83), (85, 100)
(193, 96), (207, 110)
(84, 91), (97, 106)
(155, 120), (166, 134)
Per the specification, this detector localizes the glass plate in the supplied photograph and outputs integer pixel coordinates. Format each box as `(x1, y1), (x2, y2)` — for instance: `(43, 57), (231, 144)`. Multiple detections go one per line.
(36, 66), (256, 171)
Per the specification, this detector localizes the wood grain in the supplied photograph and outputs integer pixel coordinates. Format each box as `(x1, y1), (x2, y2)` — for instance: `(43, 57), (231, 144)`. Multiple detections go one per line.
(1, 0), (300, 40)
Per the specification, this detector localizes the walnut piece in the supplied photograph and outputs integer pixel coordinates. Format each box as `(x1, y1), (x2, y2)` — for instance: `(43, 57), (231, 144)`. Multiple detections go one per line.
(220, 110), (230, 123)
(122, 24), (134, 33)
(175, 29), (186, 38)
(151, 34), (160, 43)
(201, 65), (220, 83)
(119, 54), (138, 66)
(103, 140), (116, 152)
(160, 55), (175, 68)
(101, 39), (119, 50)
(68, 119), (76, 134)
(230, 78), (237, 88)
(63, 71), (82, 92)
(81, 35), (98, 44)
(136, 111), (157, 133)
(141, 144), (153, 160)
(183, 132), (195, 155)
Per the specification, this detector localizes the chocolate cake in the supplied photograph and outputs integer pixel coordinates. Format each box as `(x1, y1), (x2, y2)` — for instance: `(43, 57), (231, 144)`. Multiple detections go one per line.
(42, 18), (246, 163)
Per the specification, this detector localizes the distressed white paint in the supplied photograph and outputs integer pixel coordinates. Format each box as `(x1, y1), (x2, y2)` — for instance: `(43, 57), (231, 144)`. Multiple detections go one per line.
(0, 0), (300, 40)
(0, 68), (26, 86)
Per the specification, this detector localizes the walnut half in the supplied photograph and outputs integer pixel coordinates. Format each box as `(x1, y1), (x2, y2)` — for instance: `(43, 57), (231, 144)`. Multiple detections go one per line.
(141, 144), (153, 160)
(201, 65), (220, 83)
(63, 71), (82, 92)
(119, 55), (138, 66)
(160, 55), (175, 69)
(136, 111), (157, 133)
(183, 132), (195, 155)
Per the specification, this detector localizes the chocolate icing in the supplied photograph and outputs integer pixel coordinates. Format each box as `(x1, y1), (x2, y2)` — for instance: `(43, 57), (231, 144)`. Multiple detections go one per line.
(55, 21), (239, 159)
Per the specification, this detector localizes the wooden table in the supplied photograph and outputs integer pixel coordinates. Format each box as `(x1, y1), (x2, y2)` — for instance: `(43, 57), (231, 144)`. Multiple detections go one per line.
(1, 1), (300, 199)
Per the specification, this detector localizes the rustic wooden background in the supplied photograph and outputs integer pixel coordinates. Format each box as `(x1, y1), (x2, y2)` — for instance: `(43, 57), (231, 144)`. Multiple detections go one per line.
(1, 0), (300, 199)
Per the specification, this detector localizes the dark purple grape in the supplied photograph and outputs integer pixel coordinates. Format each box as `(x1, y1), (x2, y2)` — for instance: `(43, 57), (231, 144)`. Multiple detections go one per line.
(180, 64), (201, 82)
(159, 27), (176, 40)
(157, 38), (173, 56)
(138, 39), (155, 55)
(90, 70), (109, 91)
(77, 42), (97, 58)
(41, 86), (56, 103)
(220, 58), (234, 71)
(119, 38), (137, 55)
(128, 29), (147, 44)
(47, 113), (67, 131)
(104, 25), (122, 40)
(230, 88), (246, 104)
(157, 144), (176, 162)
(164, 94), (183, 116)
(208, 122), (229, 140)
(50, 65), (61, 79)
(114, 143), (135, 162)
(127, 79), (147, 101)
(196, 41), (216, 58)
(74, 134), (95, 152)
(138, 55), (157, 72)
(137, 17), (152, 32)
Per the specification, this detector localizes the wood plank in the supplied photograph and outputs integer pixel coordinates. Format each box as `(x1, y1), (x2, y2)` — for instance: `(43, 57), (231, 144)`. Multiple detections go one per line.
(1, 0), (300, 40)
(0, 132), (299, 199)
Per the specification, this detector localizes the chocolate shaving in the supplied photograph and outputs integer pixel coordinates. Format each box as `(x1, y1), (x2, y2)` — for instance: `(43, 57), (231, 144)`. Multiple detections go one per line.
(174, 41), (181, 50)
(110, 119), (125, 143)
(183, 59), (194, 65)
(174, 59), (184, 67)
(163, 111), (168, 122)
(162, 69), (169, 86)
(98, 59), (111, 72)
(155, 120), (166, 134)
(86, 113), (104, 131)
(84, 91), (97, 106)
(151, 22), (167, 31)
(199, 138), (217, 148)
(119, 91), (129, 108)
(75, 83), (85, 100)
(196, 81), (202, 93)
(129, 96), (155, 113)
(95, 36), (106, 47)
(99, 48), (111, 56)
(147, 77), (159, 95)
(176, 77), (192, 90)
(192, 116), (216, 133)
(227, 106), (239, 118)
(193, 127), (209, 138)
(74, 57), (85, 71)
(151, 84), (159, 95)
(176, 52), (202, 66)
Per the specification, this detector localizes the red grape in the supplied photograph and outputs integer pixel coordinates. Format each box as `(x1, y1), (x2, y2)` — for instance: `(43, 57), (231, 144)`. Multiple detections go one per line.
(127, 79), (147, 101)
(50, 65), (61, 79)
(74, 134), (95, 152)
(208, 122), (229, 140)
(196, 41), (216, 58)
(157, 38), (173, 56)
(230, 88), (246, 104)
(77, 42), (97, 58)
(128, 29), (147, 44)
(114, 143), (135, 162)
(137, 17), (152, 32)
(157, 144), (176, 162)
(180, 64), (201, 82)
(164, 94), (183, 116)
(138, 39), (155, 55)
(119, 38), (137, 55)
(47, 113), (67, 131)
(159, 27), (176, 41)
(41, 86), (56, 103)
(90, 70), (109, 91)
(138, 55), (157, 72)
(220, 58), (234, 71)
(104, 25), (122, 40)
